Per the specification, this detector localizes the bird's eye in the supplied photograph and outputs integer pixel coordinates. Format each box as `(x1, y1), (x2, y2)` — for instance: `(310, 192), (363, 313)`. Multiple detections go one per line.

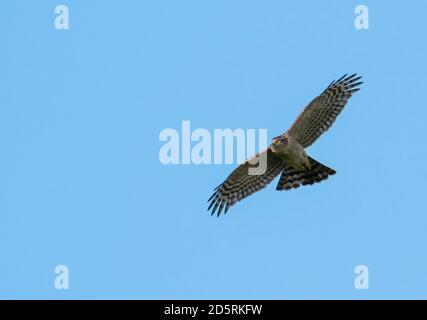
(273, 138), (283, 145)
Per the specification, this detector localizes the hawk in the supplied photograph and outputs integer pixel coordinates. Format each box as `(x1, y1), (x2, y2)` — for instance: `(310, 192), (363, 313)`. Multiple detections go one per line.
(208, 74), (362, 216)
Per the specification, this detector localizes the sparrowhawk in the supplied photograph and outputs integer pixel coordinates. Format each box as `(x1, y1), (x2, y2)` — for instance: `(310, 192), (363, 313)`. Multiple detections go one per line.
(208, 74), (362, 216)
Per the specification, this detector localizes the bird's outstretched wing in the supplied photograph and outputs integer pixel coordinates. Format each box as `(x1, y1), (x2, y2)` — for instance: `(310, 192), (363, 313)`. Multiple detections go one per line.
(207, 147), (284, 217)
(288, 74), (363, 148)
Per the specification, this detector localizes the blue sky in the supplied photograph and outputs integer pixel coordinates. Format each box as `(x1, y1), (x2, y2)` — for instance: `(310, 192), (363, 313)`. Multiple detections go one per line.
(1, 1), (427, 299)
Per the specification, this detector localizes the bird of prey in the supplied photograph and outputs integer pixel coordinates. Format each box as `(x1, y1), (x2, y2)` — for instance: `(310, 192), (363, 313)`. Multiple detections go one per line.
(208, 74), (362, 216)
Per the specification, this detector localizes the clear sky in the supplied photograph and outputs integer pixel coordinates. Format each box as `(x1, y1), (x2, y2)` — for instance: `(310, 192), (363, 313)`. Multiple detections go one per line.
(1, 1), (427, 299)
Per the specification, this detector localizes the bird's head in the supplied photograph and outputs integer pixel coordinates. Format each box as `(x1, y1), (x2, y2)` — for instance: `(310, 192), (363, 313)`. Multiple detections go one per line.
(272, 135), (289, 146)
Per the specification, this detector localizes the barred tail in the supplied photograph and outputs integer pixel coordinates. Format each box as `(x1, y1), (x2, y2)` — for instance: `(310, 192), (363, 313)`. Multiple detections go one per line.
(276, 157), (336, 191)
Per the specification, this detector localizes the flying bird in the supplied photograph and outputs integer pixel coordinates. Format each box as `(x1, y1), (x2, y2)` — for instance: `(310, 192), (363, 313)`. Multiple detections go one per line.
(208, 74), (363, 216)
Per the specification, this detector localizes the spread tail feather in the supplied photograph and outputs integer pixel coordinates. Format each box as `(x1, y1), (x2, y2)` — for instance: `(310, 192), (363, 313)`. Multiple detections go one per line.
(276, 157), (336, 191)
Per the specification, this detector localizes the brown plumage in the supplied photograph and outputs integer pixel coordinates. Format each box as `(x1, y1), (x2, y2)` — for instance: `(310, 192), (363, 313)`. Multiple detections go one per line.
(276, 157), (336, 191)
